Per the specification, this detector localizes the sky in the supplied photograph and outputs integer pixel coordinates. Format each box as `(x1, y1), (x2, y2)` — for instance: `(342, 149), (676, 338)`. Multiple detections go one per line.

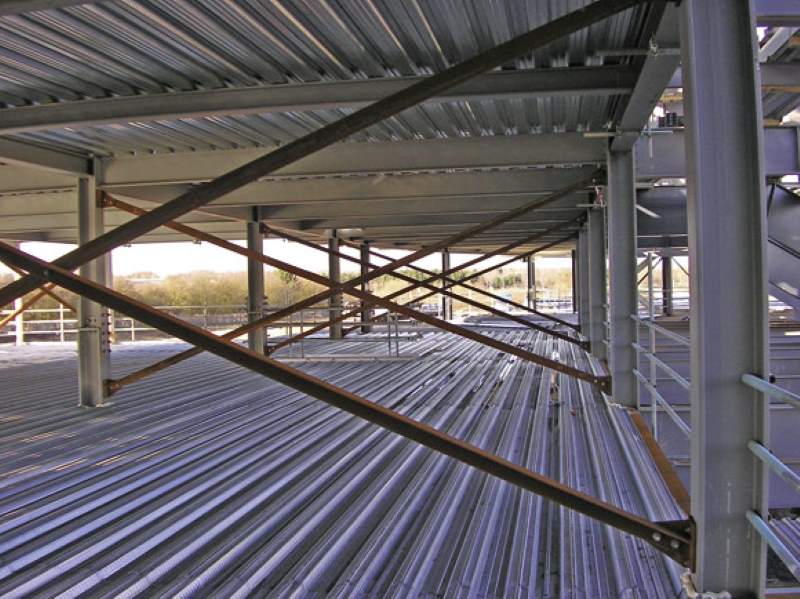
(0, 240), (570, 278)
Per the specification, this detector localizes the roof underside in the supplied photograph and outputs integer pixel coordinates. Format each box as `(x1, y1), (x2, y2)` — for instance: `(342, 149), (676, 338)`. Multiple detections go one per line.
(0, 1), (795, 252)
(0, 0), (658, 252)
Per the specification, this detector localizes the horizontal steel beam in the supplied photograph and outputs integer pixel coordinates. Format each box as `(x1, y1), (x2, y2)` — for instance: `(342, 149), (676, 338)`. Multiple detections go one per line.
(754, 0), (800, 26)
(670, 63), (800, 93)
(0, 239), (693, 566)
(0, 138), (89, 176)
(0, 66), (637, 135)
(637, 126), (800, 178)
(100, 135), (605, 188)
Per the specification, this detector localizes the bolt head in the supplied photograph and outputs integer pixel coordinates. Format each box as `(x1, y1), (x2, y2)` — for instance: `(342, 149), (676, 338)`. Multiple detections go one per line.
(652, 532), (662, 542)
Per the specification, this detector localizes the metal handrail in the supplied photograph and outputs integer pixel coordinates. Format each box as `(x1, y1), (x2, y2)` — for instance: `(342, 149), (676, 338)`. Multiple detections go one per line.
(633, 369), (691, 438)
(631, 314), (690, 347)
(632, 342), (690, 391)
(742, 373), (800, 411)
(748, 441), (800, 496)
(746, 511), (800, 579)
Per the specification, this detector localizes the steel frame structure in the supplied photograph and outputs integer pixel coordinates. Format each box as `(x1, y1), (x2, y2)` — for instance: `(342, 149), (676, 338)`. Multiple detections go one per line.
(0, 0), (704, 574)
(99, 194), (598, 388)
(257, 223), (583, 345)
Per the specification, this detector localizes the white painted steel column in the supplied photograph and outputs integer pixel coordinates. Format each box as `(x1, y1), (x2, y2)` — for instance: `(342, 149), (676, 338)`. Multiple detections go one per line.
(329, 230), (342, 339)
(587, 207), (607, 360)
(441, 249), (452, 320)
(681, 0), (770, 594)
(607, 148), (638, 407)
(77, 177), (108, 407)
(578, 227), (590, 337)
(571, 248), (577, 313)
(661, 254), (673, 315)
(247, 209), (265, 354)
(526, 255), (536, 310)
(12, 242), (23, 345)
(360, 242), (372, 334)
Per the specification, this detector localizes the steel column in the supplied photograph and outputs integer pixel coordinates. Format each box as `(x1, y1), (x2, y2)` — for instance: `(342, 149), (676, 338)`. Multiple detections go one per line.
(661, 255), (673, 315)
(571, 249), (578, 313)
(360, 242), (372, 334)
(11, 243), (23, 345)
(328, 230), (342, 339)
(607, 149), (638, 407)
(578, 228), (591, 337)
(681, 0), (770, 594)
(527, 256), (536, 310)
(441, 249), (452, 320)
(247, 209), (265, 354)
(587, 207), (607, 361)
(77, 178), (108, 407)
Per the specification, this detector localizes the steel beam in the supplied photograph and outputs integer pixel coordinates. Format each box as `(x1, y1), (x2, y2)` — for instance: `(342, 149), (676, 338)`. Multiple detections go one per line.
(0, 0), (646, 310)
(100, 136), (603, 189)
(0, 239), (694, 567)
(607, 149), (639, 407)
(681, 1), (770, 594)
(328, 230), (342, 340)
(611, 4), (680, 152)
(247, 209), (265, 354)
(76, 179), (108, 407)
(587, 207), (607, 361)
(636, 126), (800, 179)
(755, 0), (800, 26)
(0, 66), (637, 135)
(0, 138), (89, 176)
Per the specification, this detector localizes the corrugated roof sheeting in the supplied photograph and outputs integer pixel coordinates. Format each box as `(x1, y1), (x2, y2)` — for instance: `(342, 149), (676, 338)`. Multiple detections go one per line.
(0, 330), (684, 597)
(0, 0), (649, 155)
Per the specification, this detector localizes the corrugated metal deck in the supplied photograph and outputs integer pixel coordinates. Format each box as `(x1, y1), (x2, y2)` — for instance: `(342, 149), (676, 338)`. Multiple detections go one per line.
(0, 329), (684, 597)
(0, 0), (646, 154)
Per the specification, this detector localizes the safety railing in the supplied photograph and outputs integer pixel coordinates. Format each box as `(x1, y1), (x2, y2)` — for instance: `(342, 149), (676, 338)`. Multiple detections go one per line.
(630, 258), (691, 440)
(743, 373), (800, 578)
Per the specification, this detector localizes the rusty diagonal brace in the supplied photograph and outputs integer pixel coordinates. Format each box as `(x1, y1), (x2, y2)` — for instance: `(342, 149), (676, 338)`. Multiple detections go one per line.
(0, 0), (649, 311)
(0, 240), (693, 567)
(103, 204), (583, 393)
(338, 237), (579, 331)
(100, 195), (603, 390)
(0, 267), (77, 329)
(240, 174), (598, 349)
(260, 222), (584, 347)
(274, 233), (577, 353)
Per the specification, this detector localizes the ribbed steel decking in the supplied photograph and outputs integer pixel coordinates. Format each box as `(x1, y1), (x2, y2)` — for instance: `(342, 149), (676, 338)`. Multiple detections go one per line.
(0, 330), (684, 597)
